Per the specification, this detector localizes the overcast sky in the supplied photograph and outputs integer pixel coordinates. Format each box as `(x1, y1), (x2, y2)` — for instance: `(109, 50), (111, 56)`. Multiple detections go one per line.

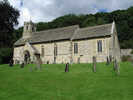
(8, 0), (133, 27)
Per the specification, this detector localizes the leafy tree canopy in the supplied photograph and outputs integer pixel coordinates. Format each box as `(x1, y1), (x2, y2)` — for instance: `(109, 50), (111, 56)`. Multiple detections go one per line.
(34, 7), (133, 49)
(0, 0), (19, 47)
(0, 0), (19, 64)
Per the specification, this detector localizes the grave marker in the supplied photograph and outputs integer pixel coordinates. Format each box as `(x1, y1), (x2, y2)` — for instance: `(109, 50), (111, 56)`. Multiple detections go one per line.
(65, 63), (69, 72)
(93, 56), (96, 72)
(9, 59), (13, 67)
(20, 62), (24, 68)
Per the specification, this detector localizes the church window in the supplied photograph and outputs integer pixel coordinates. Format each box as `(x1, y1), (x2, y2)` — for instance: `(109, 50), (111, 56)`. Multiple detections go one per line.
(41, 46), (44, 56)
(97, 40), (102, 52)
(54, 44), (57, 56)
(74, 43), (78, 54)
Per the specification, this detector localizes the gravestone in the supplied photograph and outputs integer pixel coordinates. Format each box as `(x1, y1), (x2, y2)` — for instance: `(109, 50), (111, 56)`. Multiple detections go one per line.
(34, 60), (41, 71)
(106, 56), (110, 65)
(9, 59), (13, 67)
(20, 62), (24, 68)
(113, 59), (118, 71)
(93, 56), (96, 72)
(78, 57), (80, 64)
(65, 63), (69, 72)
(109, 55), (112, 62)
(114, 59), (120, 75)
(36, 62), (41, 70)
(35, 54), (42, 71)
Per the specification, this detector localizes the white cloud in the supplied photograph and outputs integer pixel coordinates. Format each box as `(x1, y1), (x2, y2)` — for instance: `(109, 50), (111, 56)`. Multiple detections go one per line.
(8, 0), (133, 27)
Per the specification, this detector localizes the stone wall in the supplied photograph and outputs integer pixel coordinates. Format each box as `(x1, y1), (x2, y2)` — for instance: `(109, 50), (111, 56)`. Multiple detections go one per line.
(72, 37), (110, 63)
(13, 37), (112, 64)
(120, 49), (132, 56)
(13, 46), (24, 64)
(38, 41), (71, 64)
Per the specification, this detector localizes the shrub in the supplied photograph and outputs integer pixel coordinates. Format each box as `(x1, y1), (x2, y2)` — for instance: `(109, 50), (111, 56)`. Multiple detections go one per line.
(131, 49), (133, 54)
(0, 48), (13, 64)
(122, 55), (132, 62)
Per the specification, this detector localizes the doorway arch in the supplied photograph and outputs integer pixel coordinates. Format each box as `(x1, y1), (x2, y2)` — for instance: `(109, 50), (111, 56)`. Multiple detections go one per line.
(24, 50), (31, 64)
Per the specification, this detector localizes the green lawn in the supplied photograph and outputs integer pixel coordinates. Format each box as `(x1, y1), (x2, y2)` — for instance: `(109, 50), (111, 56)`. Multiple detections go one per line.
(0, 62), (133, 100)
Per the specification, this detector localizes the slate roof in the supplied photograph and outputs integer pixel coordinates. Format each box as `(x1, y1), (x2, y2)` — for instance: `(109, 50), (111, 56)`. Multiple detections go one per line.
(73, 23), (112, 40)
(14, 23), (113, 46)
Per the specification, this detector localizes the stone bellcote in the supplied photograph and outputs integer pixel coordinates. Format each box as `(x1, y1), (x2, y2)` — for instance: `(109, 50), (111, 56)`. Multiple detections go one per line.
(23, 21), (36, 39)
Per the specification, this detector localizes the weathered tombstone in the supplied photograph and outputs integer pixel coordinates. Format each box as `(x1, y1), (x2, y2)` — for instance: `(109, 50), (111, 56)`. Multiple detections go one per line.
(93, 56), (96, 72)
(35, 54), (42, 71)
(65, 63), (69, 72)
(9, 59), (13, 67)
(20, 62), (25, 68)
(36, 62), (41, 70)
(114, 59), (120, 75)
(78, 57), (80, 64)
(34, 60), (41, 71)
(109, 55), (112, 62)
(106, 56), (110, 65)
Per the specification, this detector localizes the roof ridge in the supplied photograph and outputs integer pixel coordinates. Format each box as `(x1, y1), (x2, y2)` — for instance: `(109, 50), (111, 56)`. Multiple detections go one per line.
(14, 23), (113, 46)
(34, 25), (79, 34)
(80, 23), (112, 31)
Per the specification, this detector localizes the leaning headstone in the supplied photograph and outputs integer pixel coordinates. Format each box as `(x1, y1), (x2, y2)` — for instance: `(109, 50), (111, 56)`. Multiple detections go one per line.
(20, 62), (24, 68)
(93, 56), (96, 72)
(65, 63), (69, 72)
(9, 59), (13, 67)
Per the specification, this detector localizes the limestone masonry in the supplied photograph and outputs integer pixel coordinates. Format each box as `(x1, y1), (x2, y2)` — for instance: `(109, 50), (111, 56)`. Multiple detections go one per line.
(13, 21), (121, 64)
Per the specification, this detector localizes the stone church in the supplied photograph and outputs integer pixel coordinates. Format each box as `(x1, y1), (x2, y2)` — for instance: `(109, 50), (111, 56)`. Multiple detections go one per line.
(13, 21), (121, 64)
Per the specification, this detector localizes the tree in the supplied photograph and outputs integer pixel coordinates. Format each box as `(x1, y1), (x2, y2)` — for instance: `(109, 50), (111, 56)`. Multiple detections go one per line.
(81, 15), (97, 27)
(0, 0), (19, 47)
(0, 0), (19, 64)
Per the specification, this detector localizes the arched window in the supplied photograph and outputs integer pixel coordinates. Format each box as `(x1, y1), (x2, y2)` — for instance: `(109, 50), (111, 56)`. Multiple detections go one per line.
(54, 44), (57, 56)
(97, 40), (102, 52)
(74, 43), (78, 54)
(24, 50), (30, 64)
(41, 45), (44, 56)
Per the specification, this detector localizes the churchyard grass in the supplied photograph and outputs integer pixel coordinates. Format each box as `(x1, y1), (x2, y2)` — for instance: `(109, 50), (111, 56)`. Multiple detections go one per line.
(0, 62), (133, 100)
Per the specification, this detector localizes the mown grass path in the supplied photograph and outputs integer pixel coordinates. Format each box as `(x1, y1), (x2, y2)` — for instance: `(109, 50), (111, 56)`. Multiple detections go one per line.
(0, 62), (133, 100)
